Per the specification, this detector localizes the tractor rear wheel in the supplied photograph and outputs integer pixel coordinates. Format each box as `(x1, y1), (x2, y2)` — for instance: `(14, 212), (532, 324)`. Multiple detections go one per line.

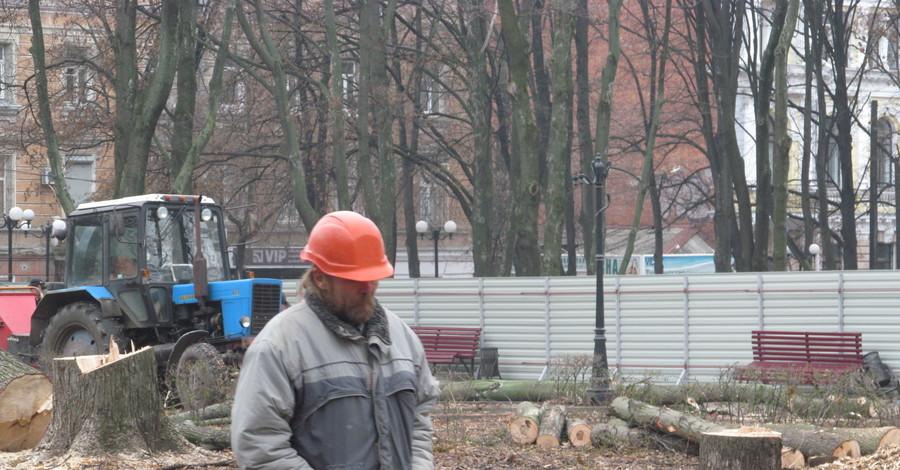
(41, 301), (123, 358)
(175, 342), (228, 411)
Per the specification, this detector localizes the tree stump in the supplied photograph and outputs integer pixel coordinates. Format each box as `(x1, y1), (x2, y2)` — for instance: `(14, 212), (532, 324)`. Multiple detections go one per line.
(34, 346), (187, 457)
(535, 405), (566, 448)
(509, 401), (541, 445)
(0, 348), (52, 451)
(699, 427), (782, 470)
(565, 418), (592, 447)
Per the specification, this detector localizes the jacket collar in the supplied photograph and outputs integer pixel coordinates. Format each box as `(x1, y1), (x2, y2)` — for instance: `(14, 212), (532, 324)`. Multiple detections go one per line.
(305, 293), (391, 352)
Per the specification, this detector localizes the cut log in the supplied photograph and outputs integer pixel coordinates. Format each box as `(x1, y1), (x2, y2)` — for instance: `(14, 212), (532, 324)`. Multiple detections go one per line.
(608, 396), (727, 441)
(591, 421), (648, 448)
(763, 423), (861, 460)
(565, 418), (592, 447)
(535, 405), (566, 448)
(509, 401), (541, 445)
(831, 426), (900, 455)
(781, 447), (806, 469)
(171, 402), (233, 423)
(442, 380), (560, 402)
(0, 348), (52, 451)
(172, 419), (230, 450)
(807, 455), (838, 466)
(698, 427), (782, 470)
(34, 346), (188, 458)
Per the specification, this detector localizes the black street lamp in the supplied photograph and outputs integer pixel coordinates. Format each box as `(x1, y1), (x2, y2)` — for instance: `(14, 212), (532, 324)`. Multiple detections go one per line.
(22, 218), (67, 282)
(0, 207), (30, 282)
(415, 219), (457, 278)
(576, 153), (612, 404)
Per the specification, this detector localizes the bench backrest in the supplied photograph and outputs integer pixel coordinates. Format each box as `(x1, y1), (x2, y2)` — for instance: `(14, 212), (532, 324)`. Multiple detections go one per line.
(751, 330), (863, 365)
(411, 326), (481, 358)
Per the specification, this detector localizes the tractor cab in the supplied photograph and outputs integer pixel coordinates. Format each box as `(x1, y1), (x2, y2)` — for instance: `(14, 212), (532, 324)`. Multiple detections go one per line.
(62, 194), (229, 330)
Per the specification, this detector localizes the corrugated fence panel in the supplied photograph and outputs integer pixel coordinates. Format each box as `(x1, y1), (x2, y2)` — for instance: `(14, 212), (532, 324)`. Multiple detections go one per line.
(683, 273), (761, 383)
(479, 277), (553, 380)
(761, 272), (843, 329)
(281, 271), (900, 383)
(545, 277), (597, 380)
(841, 271), (900, 369)
(613, 275), (687, 383)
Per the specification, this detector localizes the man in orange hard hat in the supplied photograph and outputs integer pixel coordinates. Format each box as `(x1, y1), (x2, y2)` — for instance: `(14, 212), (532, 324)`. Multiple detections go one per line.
(232, 211), (441, 470)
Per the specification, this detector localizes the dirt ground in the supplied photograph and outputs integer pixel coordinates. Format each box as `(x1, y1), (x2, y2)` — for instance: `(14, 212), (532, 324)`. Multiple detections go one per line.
(0, 402), (698, 470)
(4, 401), (900, 469)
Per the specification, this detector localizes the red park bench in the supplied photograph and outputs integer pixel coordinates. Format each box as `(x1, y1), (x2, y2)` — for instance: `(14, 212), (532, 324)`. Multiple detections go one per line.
(734, 330), (864, 385)
(410, 326), (482, 377)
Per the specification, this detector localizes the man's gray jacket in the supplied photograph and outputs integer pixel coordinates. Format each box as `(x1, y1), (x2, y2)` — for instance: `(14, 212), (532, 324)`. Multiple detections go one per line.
(231, 296), (441, 469)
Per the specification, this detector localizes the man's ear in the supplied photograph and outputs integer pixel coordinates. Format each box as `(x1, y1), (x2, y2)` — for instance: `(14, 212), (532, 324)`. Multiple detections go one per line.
(311, 268), (329, 290)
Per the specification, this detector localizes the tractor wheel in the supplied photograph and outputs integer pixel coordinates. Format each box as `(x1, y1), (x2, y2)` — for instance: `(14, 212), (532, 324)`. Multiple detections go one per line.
(175, 342), (228, 411)
(41, 301), (123, 358)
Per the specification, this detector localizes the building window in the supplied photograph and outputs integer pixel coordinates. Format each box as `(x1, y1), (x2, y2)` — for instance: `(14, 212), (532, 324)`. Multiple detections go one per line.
(221, 64), (245, 110)
(877, 118), (894, 186)
(824, 116), (841, 186)
(421, 74), (443, 114)
(63, 65), (88, 102)
(65, 157), (94, 205)
(881, 35), (900, 72)
(0, 43), (12, 105)
(61, 47), (92, 104)
(0, 155), (8, 211)
(875, 242), (894, 269)
(341, 59), (357, 113)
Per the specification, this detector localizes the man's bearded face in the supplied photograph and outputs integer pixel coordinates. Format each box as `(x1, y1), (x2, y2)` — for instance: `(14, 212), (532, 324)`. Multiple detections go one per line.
(317, 274), (378, 325)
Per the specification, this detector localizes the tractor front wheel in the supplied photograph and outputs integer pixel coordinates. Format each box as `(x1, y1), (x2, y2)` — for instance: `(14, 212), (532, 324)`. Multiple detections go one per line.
(175, 342), (229, 411)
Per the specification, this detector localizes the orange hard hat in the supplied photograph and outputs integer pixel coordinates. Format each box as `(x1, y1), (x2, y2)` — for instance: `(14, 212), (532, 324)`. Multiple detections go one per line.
(300, 211), (394, 282)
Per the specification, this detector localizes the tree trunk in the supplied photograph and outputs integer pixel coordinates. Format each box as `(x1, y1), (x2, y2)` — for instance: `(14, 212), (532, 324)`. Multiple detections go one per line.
(762, 423), (860, 460)
(0, 348), (52, 451)
(835, 426), (900, 455)
(34, 347), (186, 458)
(540, 0), (575, 276)
(535, 405), (566, 448)
(509, 401), (541, 445)
(591, 420), (647, 448)
(440, 380), (560, 402)
(172, 420), (230, 451)
(698, 427), (782, 470)
(608, 396), (727, 441)
(171, 402), (233, 423)
(566, 418), (592, 447)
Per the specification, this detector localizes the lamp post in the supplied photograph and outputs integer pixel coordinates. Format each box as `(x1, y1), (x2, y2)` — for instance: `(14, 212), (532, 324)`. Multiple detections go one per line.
(0, 207), (31, 282)
(575, 153), (612, 404)
(809, 243), (821, 271)
(22, 217), (67, 282)
(415, 220), (457, 278)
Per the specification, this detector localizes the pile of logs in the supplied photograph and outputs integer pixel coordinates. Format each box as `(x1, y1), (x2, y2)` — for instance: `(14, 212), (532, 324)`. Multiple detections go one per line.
(510, 396), (900, 469)
(509, 401), (592, 448)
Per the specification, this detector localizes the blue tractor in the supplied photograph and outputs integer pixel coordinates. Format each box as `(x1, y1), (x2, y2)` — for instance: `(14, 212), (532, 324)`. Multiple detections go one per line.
(18, 194), (283, 407)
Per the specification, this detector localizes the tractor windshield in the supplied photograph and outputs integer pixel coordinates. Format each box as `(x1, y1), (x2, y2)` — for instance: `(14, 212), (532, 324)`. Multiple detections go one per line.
(144, 205), (227, 283)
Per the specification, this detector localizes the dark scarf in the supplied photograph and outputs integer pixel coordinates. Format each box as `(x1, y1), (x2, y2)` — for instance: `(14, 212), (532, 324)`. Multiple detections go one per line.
(306, 293), (391, 346)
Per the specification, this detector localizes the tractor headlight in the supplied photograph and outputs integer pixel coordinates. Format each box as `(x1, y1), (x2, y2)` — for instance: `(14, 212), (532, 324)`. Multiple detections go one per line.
(156, 206), (169, 220)
(240, 316), (251, 328)
(201, 208), (213, 221)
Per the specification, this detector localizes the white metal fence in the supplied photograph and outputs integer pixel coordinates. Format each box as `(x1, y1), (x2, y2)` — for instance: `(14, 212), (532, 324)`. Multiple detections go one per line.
(284, 270), (900, 383)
